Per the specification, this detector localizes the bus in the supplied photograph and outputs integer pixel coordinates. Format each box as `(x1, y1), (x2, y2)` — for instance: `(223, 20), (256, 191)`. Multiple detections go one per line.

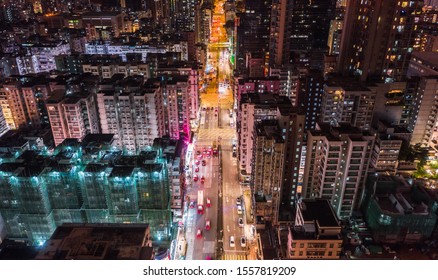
(197, 190), (204, 215)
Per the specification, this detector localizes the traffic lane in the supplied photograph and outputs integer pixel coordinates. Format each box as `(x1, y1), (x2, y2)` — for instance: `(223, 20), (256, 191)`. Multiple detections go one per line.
(221, 145), (243, 252)
(193, 210), (206, 260)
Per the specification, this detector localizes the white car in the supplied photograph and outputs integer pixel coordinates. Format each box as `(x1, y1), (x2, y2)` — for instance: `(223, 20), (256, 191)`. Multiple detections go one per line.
(230, 236), (235, 248)
(237, 205), (243, 215)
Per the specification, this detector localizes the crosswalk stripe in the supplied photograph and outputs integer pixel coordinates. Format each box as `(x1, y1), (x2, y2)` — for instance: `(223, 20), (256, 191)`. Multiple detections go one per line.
(222, 254), (247, 260)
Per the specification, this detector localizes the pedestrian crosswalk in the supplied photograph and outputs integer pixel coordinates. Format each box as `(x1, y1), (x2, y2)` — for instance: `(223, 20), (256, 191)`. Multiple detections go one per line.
(198, 128), (235, 140)
(221, 254), (247, 260)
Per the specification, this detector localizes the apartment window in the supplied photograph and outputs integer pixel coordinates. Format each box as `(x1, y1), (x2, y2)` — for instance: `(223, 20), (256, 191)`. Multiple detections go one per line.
(330, 243), (334, 248)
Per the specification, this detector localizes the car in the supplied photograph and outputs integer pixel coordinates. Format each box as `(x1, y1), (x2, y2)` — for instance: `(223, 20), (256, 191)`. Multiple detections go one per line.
(205, 220), (211, 231)
(197, 154), (203, 160)
(210, 107), (214, 110)
(230, 236), (235, 248)
(200, 176), (205, 184)
(193, 174), (199, 181)
(236, 197), (242, 205)
(195, 166), (199, 172)
(232, 151), (237, 158)
(240, 237), (246, 248)
(196, 228), (202, 239)
(195, 160), (200, 165)
(202, 160), (206, 166)
(237, 205), (243, 215)
(189, 201), (195, 208)
(206, 197), (211, 207)
(196, 150), (201, 156)
(238, 218), (244, 228)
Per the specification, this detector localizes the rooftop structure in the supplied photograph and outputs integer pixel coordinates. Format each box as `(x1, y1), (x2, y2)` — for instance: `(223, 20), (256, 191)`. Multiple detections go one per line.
(362, 175), (437, 244)
(287, 199), (343, 259)
(36, 223), (153, 260)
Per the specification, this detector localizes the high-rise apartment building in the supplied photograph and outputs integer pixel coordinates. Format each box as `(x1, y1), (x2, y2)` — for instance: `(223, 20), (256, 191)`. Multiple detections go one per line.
(320, 79), (376, 131)
(162, 76), (192, 141)
(269, 0), (336, 69)
(0, 138), (173, 244)
(0, 76), (52, 130)
(175, 0), (196, 31)
(81, 12), (124, 39)
(370, 133), (403, 173)
(287, 199), (343, 259)
(338, 0), (423, 82)
(408, 76), (438, 146)
(18, 41), (71, 74)
(235, 1), (272, 75)
(303, 124), (375, 218)
(97, 81), (165, 152)
(238, 92), (304, 220)
(252, 120), (285, 223)
(47, 90), (100, 147)
(0, 107), (8, 137)
(297, 69), (324, 131)
(237, 93), (281, 180)
(156, 64), (199, 121)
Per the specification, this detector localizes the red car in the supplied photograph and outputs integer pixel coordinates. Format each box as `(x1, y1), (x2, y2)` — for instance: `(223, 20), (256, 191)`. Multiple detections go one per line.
(193, 174), (198, 182)
(195, 166), (199, 172)
(205, 220), (211, 231)
(201, 176), (205, 184)
(196, 228), (202, 238)
(206, 197), (211, 208)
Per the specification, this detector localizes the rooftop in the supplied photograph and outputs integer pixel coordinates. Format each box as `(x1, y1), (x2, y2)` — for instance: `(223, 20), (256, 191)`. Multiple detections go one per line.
(411, 51), (438, 68)
(36, 223), (152, 260)
(300, 199), (340, 228)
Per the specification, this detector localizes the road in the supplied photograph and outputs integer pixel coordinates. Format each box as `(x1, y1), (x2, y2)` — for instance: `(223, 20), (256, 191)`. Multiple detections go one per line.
(179, 0), (257, 260)
(185, 109), (220, 260)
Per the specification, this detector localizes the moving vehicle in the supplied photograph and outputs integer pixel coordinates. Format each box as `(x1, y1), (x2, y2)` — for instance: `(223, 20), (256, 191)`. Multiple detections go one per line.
(240, 237), (246, 248)
(237, 205), (243, 215)
(206, 197), (211, 208)
(202, 160), (206, 166)
(230, 236), (235, 248)
(197, 190), (204, 215)
(193, 174), (198, 182)
(236, 197), (242, 205)
(201, 176), (205, 184)
(189, 201), (195, 208)
(195, 160), (200, 165)
(195, 166), (199, 172)
(205, 220), (211, 231)
(238, 218), (244, 228)
(196, 228), (202, 239)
